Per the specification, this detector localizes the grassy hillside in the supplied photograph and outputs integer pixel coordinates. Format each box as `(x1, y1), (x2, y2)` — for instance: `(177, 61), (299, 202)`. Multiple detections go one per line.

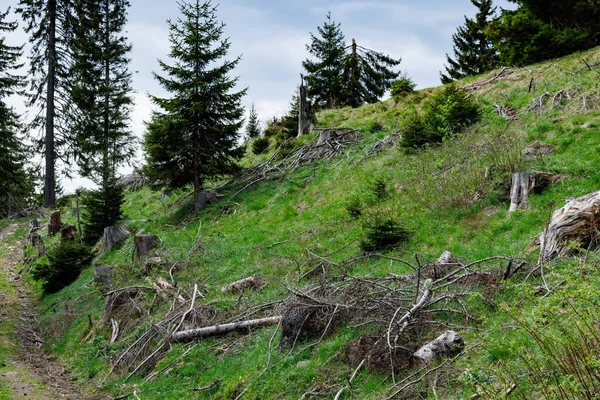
(28, 46), (600, 399)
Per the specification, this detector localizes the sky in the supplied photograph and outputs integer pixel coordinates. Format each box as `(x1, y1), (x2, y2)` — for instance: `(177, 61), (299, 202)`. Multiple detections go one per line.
(3, 0), (516, 192)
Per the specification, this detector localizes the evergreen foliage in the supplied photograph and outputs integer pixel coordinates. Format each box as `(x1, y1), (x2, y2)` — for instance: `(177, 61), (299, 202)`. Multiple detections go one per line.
(251, 137), (270, 155)
(0, 8), (33, 216)
(143, 0), (246, 209)
(302, 12), (346, 109)
(390, 73), (416, 100)
(245, 102), (260, 140)
(486, 0), (600, 66)
(16, 0), (75, 207)
(400, 84), (480, 151)
(32, 241), (94, 294)
(303, 14), (401, 109)
(82, 177), (124, 246)
(441, 0), (499, 83)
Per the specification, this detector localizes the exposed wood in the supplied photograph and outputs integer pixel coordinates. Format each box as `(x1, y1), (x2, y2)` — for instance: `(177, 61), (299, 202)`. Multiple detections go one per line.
(134, 234), (160, 259)
(60, 225), (77, 242)
(110, 318), (119, 343)
(94, 265), (115, 294)
(508, 171), (566, 214)
(102, 225), (131, 252)
(413, 330), (464, 363)
(538, 190), (600, 265)
(298, 75), (316, 137)
(222, 275), (266, 294)
(172, 316), (282, 342)
(47, 210), (62, 236)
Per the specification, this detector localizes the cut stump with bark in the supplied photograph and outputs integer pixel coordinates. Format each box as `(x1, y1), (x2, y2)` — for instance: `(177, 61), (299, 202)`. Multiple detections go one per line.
(134, 235), (161, 259)
(413, 330), (464, 364)
(194, 190), (223, 211)
(60, 225), (77, 242)
(102, 225), (131, 252)
(48, 210), (62, 236)
(94, 265), (115, 294)
(538, 190), (600, 265)
(508, 171), (566, 214)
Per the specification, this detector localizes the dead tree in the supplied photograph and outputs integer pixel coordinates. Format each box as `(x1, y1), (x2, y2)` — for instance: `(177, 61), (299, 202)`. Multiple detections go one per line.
(539, 190), (600, 264)
(172, 316), (282, 342)
(413, 330), (464, 364)
(48, 210), (62, 236)
(102, 225), (131, 252)
(298, 75), (316, 137)
(134, 234), (161, 259)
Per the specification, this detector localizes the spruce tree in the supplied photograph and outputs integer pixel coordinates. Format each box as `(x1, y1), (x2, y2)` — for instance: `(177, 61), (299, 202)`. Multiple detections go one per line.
(16, 0), (75, 208)
(0, 8), (33, 217)
(340, 39), (401, 108)
(70, 0), (134, 245)
(302, 13), (346, 109)
(441, 0), (499, 83)
(143, 0), (246, 210)
(245, 102), (260, 140)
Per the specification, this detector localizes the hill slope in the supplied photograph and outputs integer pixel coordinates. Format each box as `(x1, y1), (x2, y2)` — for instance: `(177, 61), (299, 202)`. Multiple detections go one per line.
(12, 46), (600, 399)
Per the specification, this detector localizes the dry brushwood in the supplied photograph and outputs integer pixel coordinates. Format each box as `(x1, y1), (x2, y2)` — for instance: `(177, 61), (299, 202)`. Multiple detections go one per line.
(508, 171), (566, 214)
(539, 190), (600, 265)
(230, 129), (360, 199)
(102, 225), (131, 252)
(221, 275), (266, 294)
(354, 132), (401, 166)
(494, 104), (518, 121)
(464, 67), (511, 91)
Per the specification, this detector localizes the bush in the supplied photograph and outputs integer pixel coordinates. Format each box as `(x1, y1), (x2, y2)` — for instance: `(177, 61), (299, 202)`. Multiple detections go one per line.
(32, 242), (94, 294)
(252, 137), (271, 155)
(345, 196), (364, 219)
(400, 84), (480, 151)
(367, 121), (384, 133)
(391, 74), (416, 100)
(360, 215), (411, 252)
(371, 178), (388, 201)
(83, 177), (125, 246)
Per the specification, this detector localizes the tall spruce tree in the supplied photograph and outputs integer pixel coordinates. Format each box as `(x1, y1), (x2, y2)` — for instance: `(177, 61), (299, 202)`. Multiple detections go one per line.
(302, 13), (346, 109)
(441, 0), (499, 83)
(16, 0), (75, 208)
(245, 102), (260, 140)
(70, 0), (134, 245)
(143, 0), (246, 210)
(340, 39), (401, 108)
(0, 8), (33, 217)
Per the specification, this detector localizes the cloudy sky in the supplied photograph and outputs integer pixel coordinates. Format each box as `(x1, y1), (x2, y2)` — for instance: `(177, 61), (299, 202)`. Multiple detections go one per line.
(4, 0), (515, 191)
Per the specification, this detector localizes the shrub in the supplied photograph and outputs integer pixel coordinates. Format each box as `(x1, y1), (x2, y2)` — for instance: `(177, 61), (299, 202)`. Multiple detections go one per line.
(83, 178), (125, 246)
(345, 196), (364, 219)
(252, 137), (271, 155)
(371, 178), (388, 201)
(391, 74), (416, 100)
(360, 215), (411, 252)
(32, 242), (94, 294)
(400, 84), (480, 151)
(367, 121), (384, 133)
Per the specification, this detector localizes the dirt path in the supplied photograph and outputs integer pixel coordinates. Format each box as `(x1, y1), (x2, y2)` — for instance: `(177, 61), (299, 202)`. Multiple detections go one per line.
(0, 223), (85, 399)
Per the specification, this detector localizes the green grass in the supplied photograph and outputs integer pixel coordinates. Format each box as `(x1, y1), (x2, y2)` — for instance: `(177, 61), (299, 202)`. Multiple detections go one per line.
(13, 46), (600, 398)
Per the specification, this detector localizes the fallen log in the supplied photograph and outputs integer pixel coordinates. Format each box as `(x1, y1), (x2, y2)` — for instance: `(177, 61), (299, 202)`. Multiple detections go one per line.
(413, 330), (464, 364)
(172, 316), (282, 342)
(539, 190), (600, 264)
(221, 275), (266, 294)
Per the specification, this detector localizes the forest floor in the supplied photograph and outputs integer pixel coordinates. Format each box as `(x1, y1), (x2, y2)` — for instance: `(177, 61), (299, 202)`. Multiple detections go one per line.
(0, 223), (85, 399)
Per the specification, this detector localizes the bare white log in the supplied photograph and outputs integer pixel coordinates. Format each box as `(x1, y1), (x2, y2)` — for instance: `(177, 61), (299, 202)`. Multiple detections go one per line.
(387, 279), (433, 348)
(221, 275), (266, 294)
(413, 330), (464, 364)
(172, 316), (282, 342)
(110, 318), (119, 343)
(539, 190), (600, 265)
(102, 225), (131, 252)
(436, 251), (452, 265)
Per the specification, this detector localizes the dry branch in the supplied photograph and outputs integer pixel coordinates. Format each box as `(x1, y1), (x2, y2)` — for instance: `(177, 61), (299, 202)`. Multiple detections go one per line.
(172, 316), (282, 342)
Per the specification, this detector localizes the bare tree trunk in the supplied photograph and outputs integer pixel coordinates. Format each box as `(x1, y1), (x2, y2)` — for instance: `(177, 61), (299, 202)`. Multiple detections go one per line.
(44, 0), (57, 209)
(414, 330), (464, 364)
(172, 316), (282, 342)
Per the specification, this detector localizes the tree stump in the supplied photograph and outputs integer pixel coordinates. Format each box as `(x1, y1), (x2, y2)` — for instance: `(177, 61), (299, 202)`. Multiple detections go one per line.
(413, 330), (464, 364)
(102, 225), (131, 252)
(60, 225), (78, 242)
(94, 265), (115, 294)
(134, 234), (161, 259)
(297, 79), (316, 137)
(522, 140), (557, 160)
(538, 190), (600, 265)
(28, 218), (40, 232)
(508, 171), (566, 214)
(48, 210), (62, 236)
(194, 190), (222, 210)
(221, 275), (266, 294)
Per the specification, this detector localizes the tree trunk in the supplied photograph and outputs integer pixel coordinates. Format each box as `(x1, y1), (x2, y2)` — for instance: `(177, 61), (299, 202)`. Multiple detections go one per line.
(172, 316), (282, 342)
(48, 210), (62, 236)
(413, 330), (464, 364)
(538, 190), (600, 265)
(102, 225), (131, 252)
(298, 78), (315, 137)
(134, 234), (160, 259)
(44, 0), (57, 208)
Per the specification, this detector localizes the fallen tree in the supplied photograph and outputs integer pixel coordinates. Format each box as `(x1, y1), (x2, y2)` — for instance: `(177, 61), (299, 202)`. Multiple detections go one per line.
(172, 316), (282, 342)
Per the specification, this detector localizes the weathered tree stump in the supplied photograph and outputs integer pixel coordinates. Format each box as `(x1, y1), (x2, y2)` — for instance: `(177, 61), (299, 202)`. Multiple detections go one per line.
(538, 190), (600, 265)
(297, 78), (316, 137)
(194, 190), (222, 210)
(28, 218), (40, 233)
(134, 234), (161, 258)
(94, 265), (115, 294)
(60, 225), (78, 242)
(48, 210), (62, 236)
(102, 225), (131, 252)
(522, 140), (557, 160)
(508, 171), (566, 214)
(221, 275), (266, 294)
(413, 330), (464, 364)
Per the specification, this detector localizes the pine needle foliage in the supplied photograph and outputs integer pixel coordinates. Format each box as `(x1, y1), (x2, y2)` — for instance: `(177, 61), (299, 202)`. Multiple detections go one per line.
(245, 102), (261, 140)
(82, 177), (125, 246)
(32, 242), (94, 294)
(143, 0), (246, 210)
(441, 0), (499, 84)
